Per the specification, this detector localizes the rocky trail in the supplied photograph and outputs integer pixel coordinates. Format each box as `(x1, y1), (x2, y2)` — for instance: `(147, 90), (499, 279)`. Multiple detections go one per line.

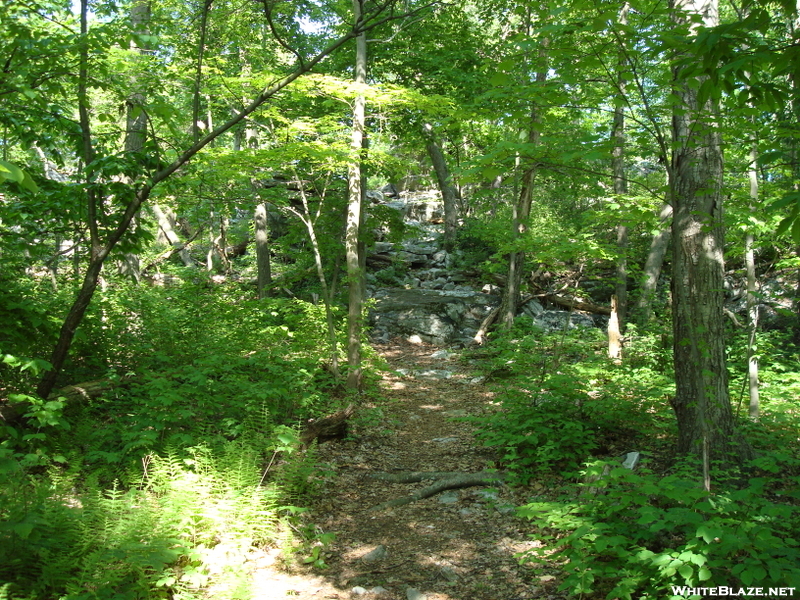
(251, 338), (563, 600)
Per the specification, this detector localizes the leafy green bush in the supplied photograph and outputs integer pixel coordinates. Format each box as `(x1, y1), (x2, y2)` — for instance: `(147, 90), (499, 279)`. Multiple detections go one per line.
(518, 461), (800, 599)
(469, 327), (673, 483)
(472, 388), (598, 483)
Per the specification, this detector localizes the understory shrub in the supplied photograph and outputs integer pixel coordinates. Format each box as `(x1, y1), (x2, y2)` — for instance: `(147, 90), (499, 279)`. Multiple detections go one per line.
(469, 326), (674, 483)
(0, 442), (282, 600)
(518, 461), (800, 599)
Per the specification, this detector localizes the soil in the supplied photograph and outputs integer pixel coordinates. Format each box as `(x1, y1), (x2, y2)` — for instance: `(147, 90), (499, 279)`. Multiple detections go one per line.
(251, 338), (566, 600)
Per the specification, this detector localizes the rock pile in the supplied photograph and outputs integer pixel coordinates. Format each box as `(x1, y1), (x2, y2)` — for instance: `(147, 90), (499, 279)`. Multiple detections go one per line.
(365, 190), (599, 345)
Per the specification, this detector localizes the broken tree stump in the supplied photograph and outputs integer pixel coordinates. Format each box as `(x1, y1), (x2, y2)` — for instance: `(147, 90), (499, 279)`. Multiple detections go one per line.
(300, 403), (355, 446)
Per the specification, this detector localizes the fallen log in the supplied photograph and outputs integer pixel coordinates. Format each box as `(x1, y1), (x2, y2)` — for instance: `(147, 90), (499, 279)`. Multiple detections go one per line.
(1, 377), (124, 424)
(368, 471), (504, 511)
(543, 293), (611, 315)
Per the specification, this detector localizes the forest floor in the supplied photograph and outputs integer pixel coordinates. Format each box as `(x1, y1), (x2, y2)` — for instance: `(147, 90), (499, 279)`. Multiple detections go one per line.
(249, 338), (565, 600)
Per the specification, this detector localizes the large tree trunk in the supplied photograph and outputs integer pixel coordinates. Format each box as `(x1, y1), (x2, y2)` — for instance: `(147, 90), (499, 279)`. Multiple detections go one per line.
(422, 123), (459, 250)
(345, 0), (368, 390)
(669, 0), (753, 467)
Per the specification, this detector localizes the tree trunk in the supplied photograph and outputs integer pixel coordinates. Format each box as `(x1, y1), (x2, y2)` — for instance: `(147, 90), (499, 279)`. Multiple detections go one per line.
(423, 123), (459, 250)
(345, 0), (368, 390)
(124, 0), (150, 155)
(612, 3), (630, 332)
(499, 110), (541, 329)
(746, 133), (760, 419)
(608, 295), (622, 361)
(634, 202), (672, 324)
(254, 203), (272, 299)
(153, 204), (194, 267)
(192, 0), (213, 143)
(669, 0), (753, 466)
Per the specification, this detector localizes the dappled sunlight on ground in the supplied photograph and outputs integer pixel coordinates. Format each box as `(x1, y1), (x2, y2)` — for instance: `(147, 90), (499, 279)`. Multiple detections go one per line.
(249, 338), (559, 600)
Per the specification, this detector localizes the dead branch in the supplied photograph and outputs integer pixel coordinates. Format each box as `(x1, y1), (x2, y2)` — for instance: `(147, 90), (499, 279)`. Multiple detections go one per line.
(542, 293), (611, 315)
(368, 471), (504, 511)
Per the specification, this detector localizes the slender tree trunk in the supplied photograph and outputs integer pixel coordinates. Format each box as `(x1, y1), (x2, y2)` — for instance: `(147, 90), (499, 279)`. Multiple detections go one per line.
(345, 0), (367, 390)
(634, 202), (672, 324)
(612, 4), (630, 334)
(499, 169), (535, 329)
(669, 0), (753, 466)
(422, 123), (458, 250)
(746, 134), (760, 419)
(286, 179), (340, 376)
(254, 204), (272, 299)
(499, 106), (541, 329)
(192, 0), (213, 143)
(153, 203), (194, 267)
(608, 295), (622, 361)
(498, 27), (546, 330)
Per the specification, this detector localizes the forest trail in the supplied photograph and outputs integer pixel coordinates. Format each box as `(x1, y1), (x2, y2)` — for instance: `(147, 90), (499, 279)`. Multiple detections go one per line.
(250, 339), (561, 600)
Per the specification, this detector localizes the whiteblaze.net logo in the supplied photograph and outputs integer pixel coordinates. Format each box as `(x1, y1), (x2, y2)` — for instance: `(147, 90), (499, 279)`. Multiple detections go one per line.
(671, 587), (796, 597)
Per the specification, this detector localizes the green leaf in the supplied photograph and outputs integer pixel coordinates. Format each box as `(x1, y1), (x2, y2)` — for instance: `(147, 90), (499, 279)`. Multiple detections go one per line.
(678, 563), (693, 580)
(489, 72), (509, 86)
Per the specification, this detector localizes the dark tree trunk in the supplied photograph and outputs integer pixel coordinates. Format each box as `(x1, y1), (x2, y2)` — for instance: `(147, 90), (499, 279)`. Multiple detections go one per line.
(669, 0), (753, 466)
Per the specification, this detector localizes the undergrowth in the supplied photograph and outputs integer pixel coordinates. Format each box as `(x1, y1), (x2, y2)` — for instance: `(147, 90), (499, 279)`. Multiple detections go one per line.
(0, 280), (356, 599)
(468, 318), (800, 599)
(519, 458), (800, 599)
(467, 321), (674, 483)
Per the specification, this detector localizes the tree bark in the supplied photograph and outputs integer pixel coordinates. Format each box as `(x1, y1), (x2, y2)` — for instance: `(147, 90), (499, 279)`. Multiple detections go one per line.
(124, 0), (151, 154)
(368, 471), (504, 511)
(499, 121), (539, 329)
(192, 0), (213, 143)
(254, 203), (272, 299)
(634, 202), (672, 324)
(422, 123), (459, 250)
(746, 132), (760, 419)
(608, 295), (622, 361)
(153, 203), (195, 267)
(612, 3), (630, 333)
(669, 0), (753, 465)
(498, 40), (546, 330)
(345, 0), (368, 390)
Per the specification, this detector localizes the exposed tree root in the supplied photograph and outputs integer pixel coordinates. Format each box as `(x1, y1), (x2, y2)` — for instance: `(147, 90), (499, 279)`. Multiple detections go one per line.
(368, 471), (504, 511)
(368, 471), (469, 483)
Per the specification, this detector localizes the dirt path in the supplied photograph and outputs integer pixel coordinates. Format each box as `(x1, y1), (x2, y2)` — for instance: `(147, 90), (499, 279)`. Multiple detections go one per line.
(251, 339), (560, 600)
